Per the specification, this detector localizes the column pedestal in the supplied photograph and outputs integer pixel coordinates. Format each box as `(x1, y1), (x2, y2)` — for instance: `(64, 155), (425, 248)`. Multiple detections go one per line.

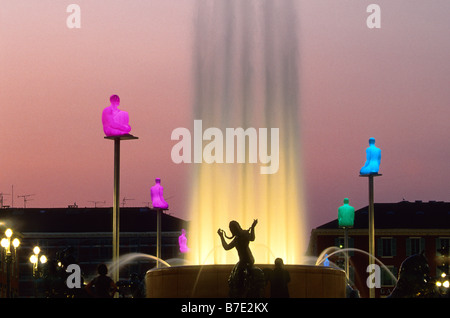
(105, 134), (138, 283)
(360, 173), (381, 298)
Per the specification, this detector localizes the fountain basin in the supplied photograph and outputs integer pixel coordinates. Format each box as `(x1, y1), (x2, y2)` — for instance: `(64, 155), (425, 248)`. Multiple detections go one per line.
(146, 264), (346, 298)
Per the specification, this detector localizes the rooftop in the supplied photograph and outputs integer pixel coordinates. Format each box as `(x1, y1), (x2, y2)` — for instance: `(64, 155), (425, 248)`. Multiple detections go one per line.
(0, 207), (188, 233)
(317, 200), (450, 230)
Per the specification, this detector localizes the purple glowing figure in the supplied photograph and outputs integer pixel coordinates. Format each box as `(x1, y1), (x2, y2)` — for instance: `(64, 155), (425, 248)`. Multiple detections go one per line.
(178, 229), (190, 253)
(102, 95), (132, 136)
(150, 178), (169, 209)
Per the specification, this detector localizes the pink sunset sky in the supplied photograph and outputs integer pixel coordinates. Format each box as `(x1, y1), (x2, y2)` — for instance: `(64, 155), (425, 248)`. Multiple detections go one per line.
(1, 0), (449, 236)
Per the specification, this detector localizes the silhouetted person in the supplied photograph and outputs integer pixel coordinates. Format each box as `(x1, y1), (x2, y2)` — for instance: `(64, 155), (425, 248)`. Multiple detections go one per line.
(268, 258), (290, 298)
(85, 264), (117, 298)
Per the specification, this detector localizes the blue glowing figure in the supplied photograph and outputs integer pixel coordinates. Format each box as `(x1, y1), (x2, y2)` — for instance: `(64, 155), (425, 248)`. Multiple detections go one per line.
(360, 137), (381, 175)
(323, 254), (330, 267)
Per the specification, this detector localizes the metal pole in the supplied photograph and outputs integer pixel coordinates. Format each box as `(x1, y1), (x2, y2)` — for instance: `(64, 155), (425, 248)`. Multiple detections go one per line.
(156, 209), (161, 268)
(344, 227), (349, 278)
(359, 173), (381, 298)
(6, 253), (11, 298)
(113, 138), (120, 284)
(368, 174), (375, 298)
(105, 134), (138, 286)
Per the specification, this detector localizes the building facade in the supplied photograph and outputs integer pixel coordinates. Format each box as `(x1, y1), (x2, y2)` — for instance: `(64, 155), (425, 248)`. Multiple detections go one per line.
(0, 206), (189, 297)
(308, 201), (450, 298)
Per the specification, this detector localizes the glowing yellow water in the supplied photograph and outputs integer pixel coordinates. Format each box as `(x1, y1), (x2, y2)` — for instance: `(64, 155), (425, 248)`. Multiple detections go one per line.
(187, 0), (306, 266)
(187, 146), (307, 265)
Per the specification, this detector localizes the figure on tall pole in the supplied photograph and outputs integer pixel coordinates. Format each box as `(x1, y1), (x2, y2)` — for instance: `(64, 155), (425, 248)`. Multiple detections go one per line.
(102, 94), (132, 137)
(359, 137), (381, 298)
(151, 178), (169, 268)
(360, 137), (381, 175)
(338, 198), (355, 278)
(103, 94), (138, 284)
(150, 178), (169, 210)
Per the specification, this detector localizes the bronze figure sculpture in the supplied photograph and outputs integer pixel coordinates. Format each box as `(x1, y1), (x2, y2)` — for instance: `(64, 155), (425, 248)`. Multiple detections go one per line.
(218, 219), (265, 297)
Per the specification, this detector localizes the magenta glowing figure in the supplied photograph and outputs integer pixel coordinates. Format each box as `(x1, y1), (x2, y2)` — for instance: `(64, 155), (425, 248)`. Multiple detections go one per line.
(102, 94), (132, 136)
(178, 229), (190, 253)
(150, 178), (169, 209)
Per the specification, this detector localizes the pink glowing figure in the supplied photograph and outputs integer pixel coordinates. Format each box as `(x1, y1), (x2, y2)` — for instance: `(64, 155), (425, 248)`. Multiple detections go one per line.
(150, 178), (169, 209)
(102, 95), (132, 136)
(178, 229), (190, 253)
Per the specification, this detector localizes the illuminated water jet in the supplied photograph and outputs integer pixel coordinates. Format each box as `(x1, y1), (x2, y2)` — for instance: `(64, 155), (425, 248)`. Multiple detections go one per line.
(145, 0), (349, 298)
(187, 0), (307, 266)
(316, 247), (398, 283)
(108, 253), (171, 282)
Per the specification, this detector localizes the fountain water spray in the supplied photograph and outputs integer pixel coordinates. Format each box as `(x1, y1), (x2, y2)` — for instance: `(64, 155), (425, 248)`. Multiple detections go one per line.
(316, 247), (398, 283)
(187, 0), (307, 266)
(107, 253), (171, 282)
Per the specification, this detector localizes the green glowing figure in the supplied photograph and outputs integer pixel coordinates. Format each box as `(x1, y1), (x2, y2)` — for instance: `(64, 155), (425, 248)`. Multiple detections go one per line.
(338, 198), (355, 228)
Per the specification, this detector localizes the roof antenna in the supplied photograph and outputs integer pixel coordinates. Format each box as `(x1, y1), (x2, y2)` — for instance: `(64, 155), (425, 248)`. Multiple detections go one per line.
(18, 194), (35, 208)
(122, 197), (134, 207)
(88, 200), (106, 208)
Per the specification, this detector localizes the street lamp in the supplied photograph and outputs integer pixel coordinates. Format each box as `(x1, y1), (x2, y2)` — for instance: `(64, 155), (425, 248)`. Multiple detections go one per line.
(1, 228), (20, 298)
(1, 229), (18, 253)
(30, 246), (47, 277)
(436, 272), (450, 295)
